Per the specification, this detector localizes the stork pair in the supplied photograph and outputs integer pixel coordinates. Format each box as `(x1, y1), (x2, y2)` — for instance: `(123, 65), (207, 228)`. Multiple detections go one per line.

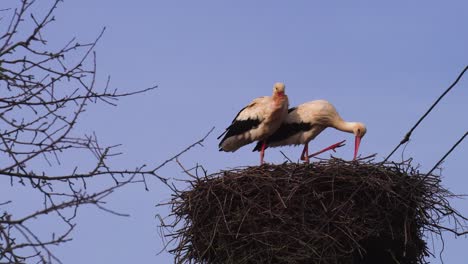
(218, 82), (367, 164)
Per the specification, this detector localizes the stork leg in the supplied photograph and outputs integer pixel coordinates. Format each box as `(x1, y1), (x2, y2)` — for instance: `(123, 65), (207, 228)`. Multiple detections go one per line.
(308, 140), (346, 158)
(300, 143), (310, 163)
(260, 141), (266, 165)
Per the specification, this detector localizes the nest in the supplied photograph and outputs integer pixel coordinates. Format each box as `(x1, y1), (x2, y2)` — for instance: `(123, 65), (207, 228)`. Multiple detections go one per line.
(162, 158), (467, 264)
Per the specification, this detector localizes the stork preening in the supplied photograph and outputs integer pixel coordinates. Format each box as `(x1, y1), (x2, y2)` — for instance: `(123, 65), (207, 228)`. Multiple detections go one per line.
(253, 100), (366, 162)
(218, 82), (289, 164)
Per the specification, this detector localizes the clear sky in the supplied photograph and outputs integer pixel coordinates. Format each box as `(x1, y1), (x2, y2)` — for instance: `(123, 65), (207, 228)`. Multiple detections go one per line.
(3, 0), (467, 263)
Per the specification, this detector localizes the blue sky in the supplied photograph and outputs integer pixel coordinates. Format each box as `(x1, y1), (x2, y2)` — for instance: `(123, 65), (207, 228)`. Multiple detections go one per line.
(3, 0), (467, 263)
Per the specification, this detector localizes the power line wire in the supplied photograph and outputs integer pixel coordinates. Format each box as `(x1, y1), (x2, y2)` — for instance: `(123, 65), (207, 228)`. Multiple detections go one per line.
(425, 131), (467, 178)
(384, 66), (468, 162)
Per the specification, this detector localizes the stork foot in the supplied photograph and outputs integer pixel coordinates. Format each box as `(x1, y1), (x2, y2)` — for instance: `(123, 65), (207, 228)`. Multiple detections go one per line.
(308, 140), (346, 158)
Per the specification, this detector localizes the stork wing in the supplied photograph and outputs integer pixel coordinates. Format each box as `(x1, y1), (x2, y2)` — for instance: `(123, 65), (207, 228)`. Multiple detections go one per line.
(218, 97), (269, 145)
(252, 107), (312, 151)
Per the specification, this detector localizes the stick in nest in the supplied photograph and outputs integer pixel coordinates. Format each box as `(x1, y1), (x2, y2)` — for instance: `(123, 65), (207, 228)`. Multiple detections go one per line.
(160, 157), (467, 264)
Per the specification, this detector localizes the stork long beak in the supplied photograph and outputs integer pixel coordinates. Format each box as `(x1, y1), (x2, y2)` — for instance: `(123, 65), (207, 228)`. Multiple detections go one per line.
(354, 136), (361, 160)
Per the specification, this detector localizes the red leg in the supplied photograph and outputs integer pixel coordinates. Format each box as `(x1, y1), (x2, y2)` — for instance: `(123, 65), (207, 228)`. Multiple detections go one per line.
(260, 141), (266, 165)
(305, 143), (310, 163)
(300, 143), (310, 163)
(308, 140), (346, 158)
(300, 144), (307, 160)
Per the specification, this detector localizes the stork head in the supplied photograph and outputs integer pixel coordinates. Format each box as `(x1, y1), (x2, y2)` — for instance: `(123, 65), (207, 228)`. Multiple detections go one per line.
(273, 82), (286, 97)
(352, 122), (367, 160)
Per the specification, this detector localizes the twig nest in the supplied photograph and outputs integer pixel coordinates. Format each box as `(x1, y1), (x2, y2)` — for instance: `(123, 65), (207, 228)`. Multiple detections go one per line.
(164, 158), (466, 264)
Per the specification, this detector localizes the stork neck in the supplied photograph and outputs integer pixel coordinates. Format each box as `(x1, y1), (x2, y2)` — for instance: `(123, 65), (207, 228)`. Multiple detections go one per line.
(273, 93), (287, 106)
(333, 120), (357, 135)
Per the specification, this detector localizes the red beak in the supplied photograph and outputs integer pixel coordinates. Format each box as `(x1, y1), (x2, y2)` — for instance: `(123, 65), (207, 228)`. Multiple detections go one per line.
(354, 136), (361, 160)
(276, 91), (284, 97)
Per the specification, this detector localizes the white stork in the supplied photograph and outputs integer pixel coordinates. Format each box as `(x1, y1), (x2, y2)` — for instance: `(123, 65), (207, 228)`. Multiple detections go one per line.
(253, 100), (366, 162)
(218, 82), (289, 164)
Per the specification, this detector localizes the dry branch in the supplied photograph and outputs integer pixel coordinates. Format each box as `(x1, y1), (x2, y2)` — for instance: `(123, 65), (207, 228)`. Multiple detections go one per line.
(0, 1), (169, 262)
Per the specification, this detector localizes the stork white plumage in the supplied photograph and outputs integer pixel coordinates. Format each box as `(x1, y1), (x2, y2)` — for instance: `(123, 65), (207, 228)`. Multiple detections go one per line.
(253, 100), (366, 162)
(218, 82), (289, 164)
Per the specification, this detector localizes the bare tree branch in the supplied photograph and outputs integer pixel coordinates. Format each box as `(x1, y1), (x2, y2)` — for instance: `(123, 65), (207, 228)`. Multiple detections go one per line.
(0, 1), (201, 263)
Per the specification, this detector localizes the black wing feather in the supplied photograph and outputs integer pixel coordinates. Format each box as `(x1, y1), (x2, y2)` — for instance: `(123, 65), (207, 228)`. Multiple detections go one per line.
(217, 103), (257, 140)
(218, 102), (262, 149)
(219, 118), (261, 149)
(288, 107), (297, 113)
(252, 122), (312, 151)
